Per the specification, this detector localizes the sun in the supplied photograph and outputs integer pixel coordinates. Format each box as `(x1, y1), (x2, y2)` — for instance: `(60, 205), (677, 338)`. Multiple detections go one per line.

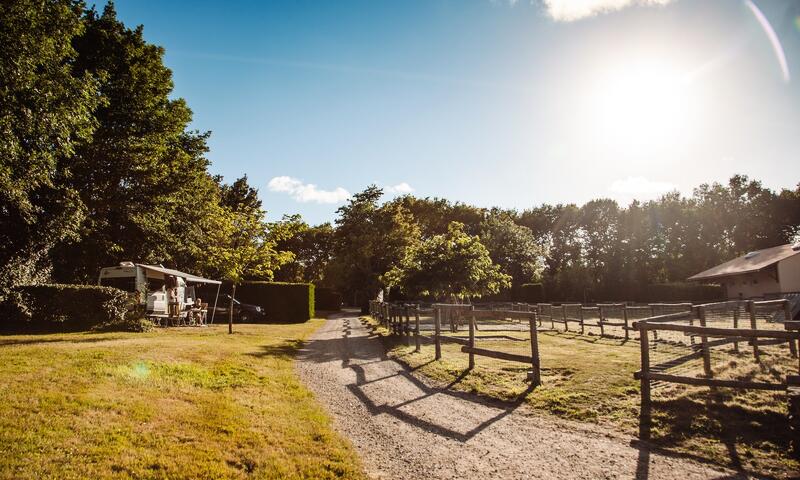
(591, 61), (693, 153)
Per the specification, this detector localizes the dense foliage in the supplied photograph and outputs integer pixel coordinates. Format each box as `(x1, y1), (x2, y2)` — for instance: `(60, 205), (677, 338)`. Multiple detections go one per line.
(384, 222), (512, 299)
(0, 2), (292, 300)
(0, 284), (143, 332)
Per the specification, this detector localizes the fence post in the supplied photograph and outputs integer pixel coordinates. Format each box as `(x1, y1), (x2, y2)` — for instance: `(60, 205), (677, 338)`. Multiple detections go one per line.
(623, 306), (630, 341)
(562, 306), (568, 332)
(639, 324), (651, 406)
(698, 306), (713, 378)
(414, 308), (421, 353)
(598, 305), (605, 337)
(579, 306), (585, 335)
(434, 306), (442, 360)
(785, 301), (798, 358)
(468, 308), (475, 370)
(529, 313), (541, 386)
(732, 307), (740, 353)
(749, 301), (761, 362)
(404, 306), (411, 346)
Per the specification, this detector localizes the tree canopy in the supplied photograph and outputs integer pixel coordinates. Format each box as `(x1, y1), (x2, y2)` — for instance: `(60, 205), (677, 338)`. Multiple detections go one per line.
(385, 222), (511, 299)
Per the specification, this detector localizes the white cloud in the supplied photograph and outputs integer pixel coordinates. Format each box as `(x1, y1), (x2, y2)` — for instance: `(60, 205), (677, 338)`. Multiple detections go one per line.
(543, 0), (673, 22)
(609, 176), (677, 202)
(267, 176), (350, 204)
(384, 182), (414, 195)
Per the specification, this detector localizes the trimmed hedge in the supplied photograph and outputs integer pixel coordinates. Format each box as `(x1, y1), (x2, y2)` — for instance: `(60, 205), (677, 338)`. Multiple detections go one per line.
(315, 287), (342, 312)
(203, 281), (315, 323)
(0, 284), (147, 333)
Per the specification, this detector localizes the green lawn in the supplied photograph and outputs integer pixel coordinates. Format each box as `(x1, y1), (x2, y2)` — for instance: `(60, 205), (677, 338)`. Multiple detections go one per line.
(0, 322), (364, 480)
(364, 316), (798, 478)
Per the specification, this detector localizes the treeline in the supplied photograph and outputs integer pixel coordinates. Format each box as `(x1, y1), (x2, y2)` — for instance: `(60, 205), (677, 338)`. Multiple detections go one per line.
(1, 1), (292, 294)
(273, 177), (800, 305)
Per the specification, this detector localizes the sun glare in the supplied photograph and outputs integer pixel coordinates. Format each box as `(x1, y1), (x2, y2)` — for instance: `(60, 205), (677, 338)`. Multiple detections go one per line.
(592, 62), (694, 153)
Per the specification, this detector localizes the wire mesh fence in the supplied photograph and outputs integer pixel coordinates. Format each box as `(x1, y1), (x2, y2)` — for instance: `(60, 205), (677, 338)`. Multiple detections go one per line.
(634, 300), (800, 403)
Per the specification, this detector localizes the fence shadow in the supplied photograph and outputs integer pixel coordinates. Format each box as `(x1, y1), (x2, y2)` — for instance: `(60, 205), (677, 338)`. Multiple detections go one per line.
(633, 393), (791, 480)
(301, 315), (537, 443)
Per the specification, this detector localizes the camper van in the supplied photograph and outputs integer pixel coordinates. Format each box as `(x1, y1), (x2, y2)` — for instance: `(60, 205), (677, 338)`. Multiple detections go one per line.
(98, 262), (220, 315)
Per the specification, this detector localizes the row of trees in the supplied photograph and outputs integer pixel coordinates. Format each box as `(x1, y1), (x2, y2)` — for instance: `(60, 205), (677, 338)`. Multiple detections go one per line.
(272, 176), (800, 305)
(0, 2), (292, 296)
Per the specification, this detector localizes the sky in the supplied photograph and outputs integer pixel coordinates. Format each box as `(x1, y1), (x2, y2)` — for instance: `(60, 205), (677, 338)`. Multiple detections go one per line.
(108, 0), (800, 225)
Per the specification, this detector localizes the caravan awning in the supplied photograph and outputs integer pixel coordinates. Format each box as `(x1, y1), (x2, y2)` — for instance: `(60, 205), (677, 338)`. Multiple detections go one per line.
(138, 264), (222, 285)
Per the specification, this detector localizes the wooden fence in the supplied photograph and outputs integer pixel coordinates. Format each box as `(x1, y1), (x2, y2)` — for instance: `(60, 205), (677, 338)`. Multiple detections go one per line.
(632, 299), (800, 405)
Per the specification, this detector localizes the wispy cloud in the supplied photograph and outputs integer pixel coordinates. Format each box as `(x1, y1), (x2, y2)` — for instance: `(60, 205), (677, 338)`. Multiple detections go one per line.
(267, 176), (350, 204)
(384, 182), (414, 195)
(609, 176), (677, 202)
(542, 0), (673, 22)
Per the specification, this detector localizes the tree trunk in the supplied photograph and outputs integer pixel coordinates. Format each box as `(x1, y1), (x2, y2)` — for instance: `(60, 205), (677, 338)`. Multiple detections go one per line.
(229, 283), (236, 334)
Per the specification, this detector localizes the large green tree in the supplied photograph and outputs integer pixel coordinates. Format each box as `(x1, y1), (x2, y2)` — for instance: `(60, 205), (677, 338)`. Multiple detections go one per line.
(385, 222), (511, 300)
(0, 0), (99, 293)
(50, 3), (220, 281)
(272, 215), (335, 284)
(478, 213), (543, 286)
(327, 186), (419, 308)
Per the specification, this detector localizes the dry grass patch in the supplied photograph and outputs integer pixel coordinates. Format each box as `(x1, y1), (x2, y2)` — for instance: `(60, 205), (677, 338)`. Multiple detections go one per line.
(0, 322), (364, 480)
(363, 316), (798, 478)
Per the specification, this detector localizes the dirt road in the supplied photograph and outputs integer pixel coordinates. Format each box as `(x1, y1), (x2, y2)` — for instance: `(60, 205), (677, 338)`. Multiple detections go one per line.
(295, 313), (733, 479)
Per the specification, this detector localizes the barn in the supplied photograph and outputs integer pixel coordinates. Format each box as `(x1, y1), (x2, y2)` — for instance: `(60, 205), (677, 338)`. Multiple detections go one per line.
(688, 242), (800, 300)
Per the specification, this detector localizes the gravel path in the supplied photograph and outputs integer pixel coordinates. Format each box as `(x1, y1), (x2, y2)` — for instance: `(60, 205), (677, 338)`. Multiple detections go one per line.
(296, 313), (734, 480)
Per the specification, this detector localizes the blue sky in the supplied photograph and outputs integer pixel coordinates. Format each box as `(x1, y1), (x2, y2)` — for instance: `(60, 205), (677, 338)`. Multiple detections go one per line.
(109, 0), (800, 224)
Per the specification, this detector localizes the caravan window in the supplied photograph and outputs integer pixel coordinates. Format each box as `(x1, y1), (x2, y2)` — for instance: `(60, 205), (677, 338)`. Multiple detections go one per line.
(146, 277), (166, 292)
(100, 276), (136, 292)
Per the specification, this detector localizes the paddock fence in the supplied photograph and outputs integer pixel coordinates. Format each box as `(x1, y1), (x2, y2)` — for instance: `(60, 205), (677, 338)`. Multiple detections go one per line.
(632, 299), (800, 406)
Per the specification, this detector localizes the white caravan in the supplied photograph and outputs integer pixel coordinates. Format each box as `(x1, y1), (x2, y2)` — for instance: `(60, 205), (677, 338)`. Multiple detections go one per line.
(97, 262), (221, 319)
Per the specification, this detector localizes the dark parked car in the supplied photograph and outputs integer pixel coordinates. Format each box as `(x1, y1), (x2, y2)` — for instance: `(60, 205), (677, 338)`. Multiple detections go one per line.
(211, 294), (266, 322)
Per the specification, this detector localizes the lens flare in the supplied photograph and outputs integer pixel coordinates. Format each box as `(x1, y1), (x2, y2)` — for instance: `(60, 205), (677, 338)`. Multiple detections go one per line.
(745, 0), (790, 83)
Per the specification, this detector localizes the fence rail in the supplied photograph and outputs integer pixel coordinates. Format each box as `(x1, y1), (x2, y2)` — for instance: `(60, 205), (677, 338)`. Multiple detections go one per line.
(368, 297), (799, 396)
(632, 298), (800, 406)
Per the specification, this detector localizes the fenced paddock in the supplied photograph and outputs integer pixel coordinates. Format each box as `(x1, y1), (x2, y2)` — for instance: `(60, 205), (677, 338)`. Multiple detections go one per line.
(367, 296), (800, 472)
(634, 299), (800, 405)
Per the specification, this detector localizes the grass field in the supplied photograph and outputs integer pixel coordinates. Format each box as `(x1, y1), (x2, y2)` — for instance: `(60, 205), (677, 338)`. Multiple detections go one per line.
(0, 322), (365, 480)
(363, 316), (799, 478)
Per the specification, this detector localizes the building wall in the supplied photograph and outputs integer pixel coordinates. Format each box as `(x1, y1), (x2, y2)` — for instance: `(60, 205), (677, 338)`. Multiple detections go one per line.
(778, 253), (800, 293)
(722, 267), (781, 299)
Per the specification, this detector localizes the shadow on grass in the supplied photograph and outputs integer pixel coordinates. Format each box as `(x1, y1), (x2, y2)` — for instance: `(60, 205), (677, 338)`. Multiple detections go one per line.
(634, 391), (793, 480)
(247, 339), (306, 360)
(0, 335), (127, 348)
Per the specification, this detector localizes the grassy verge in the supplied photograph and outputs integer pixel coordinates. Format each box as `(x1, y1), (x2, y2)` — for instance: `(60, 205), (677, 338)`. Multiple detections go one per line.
(0, 321), (365, 480)
(362, 316), (798, 478)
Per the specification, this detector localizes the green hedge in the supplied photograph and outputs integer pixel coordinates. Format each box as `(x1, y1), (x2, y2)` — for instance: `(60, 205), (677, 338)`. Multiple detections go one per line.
(217, 281), (314, 323)
(315, 288), (342, 312)
(0, 284), (147, 333)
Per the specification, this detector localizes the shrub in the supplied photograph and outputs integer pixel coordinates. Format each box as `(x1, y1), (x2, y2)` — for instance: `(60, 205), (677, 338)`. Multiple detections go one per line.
(0, 284), (148, 333)
(315, 288), (342, 312)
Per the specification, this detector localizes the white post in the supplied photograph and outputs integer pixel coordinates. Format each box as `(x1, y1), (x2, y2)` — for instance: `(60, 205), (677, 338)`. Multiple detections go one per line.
(209, 283), (221, 324)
